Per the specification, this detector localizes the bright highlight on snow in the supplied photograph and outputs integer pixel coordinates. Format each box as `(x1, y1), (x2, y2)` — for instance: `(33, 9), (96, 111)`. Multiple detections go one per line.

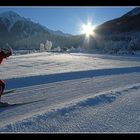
(81, 21), (96, 37)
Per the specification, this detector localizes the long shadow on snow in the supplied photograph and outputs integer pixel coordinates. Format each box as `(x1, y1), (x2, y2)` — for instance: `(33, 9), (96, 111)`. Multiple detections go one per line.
(6, 66), (140, 89)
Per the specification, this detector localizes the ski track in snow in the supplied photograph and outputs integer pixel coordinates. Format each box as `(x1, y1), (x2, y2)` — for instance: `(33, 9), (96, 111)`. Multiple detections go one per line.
(0, 83), (140, 132)
(0, 52), (140, 132)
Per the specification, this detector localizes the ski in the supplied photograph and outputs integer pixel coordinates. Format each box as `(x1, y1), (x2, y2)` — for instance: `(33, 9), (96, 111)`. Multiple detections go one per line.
(3, 89), (16, 95)
(0, 97), (48, 108)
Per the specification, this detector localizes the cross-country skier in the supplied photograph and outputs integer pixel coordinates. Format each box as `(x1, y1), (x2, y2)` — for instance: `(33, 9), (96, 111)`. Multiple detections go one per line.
(0, 47), (12, 100)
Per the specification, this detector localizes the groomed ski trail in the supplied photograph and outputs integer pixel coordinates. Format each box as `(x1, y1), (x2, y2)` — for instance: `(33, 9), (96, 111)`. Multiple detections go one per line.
(0, 71), (140, 128)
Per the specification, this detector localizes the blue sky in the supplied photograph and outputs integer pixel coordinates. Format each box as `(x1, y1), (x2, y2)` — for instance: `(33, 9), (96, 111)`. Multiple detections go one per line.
(0, 6), (136, 35)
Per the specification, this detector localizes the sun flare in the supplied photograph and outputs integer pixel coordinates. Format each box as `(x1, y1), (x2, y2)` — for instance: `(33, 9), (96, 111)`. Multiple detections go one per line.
(81, 22), (95, 37)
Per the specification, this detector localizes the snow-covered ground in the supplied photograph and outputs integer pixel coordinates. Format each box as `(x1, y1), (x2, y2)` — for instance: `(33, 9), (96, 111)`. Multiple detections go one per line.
(0, 52), (140, 133)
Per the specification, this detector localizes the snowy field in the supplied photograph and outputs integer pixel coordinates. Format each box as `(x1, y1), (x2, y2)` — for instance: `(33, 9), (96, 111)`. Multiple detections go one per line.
(0, 52), (140, 133)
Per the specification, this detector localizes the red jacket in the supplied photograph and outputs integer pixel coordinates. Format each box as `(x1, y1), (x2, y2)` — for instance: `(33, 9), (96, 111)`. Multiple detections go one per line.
(0, 52), (6, 85)
(0, 51), (6, 64)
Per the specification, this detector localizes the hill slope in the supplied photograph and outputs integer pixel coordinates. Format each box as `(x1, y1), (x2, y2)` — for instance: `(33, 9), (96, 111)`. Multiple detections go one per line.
(95, 7), (140, 34)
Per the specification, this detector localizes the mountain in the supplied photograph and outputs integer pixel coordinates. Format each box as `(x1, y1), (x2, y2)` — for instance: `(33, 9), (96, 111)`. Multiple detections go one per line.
(38, 24), (72, 37)
(123, 7), (140, 17)
(47, 29), (72, 37)
(91, 7), (140, 54)
(0, 11), (71, 37)
(0, 11), (73, 49)
(95, 7), (140, 34)
(0, 11), (26, 32)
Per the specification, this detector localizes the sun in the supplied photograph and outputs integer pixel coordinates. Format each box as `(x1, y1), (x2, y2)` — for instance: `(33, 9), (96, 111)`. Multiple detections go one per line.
(81, 21), (96, 37)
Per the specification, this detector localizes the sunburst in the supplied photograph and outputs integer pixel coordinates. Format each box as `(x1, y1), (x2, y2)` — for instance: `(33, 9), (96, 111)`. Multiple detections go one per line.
(81, 21), (96, 37)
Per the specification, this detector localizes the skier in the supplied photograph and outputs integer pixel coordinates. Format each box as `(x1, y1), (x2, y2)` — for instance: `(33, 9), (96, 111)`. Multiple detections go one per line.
(0, 47), (12, 100)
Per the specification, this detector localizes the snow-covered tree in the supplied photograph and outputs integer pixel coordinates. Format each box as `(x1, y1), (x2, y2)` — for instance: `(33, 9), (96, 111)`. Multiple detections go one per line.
(45, 40), (52, 51)
(54, 46), (61, 52)
(76, 46), (81, 52)
(40, 43), (45, 52)
(128, 36), (140, 51)
(70, 46), (76, 52)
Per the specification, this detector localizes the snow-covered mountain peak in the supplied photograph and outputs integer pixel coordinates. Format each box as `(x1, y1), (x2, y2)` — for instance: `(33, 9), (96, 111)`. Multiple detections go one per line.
(0, 10), (72, 36)
(0, 11), (19, 17)
(0, 11), (26, 31)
